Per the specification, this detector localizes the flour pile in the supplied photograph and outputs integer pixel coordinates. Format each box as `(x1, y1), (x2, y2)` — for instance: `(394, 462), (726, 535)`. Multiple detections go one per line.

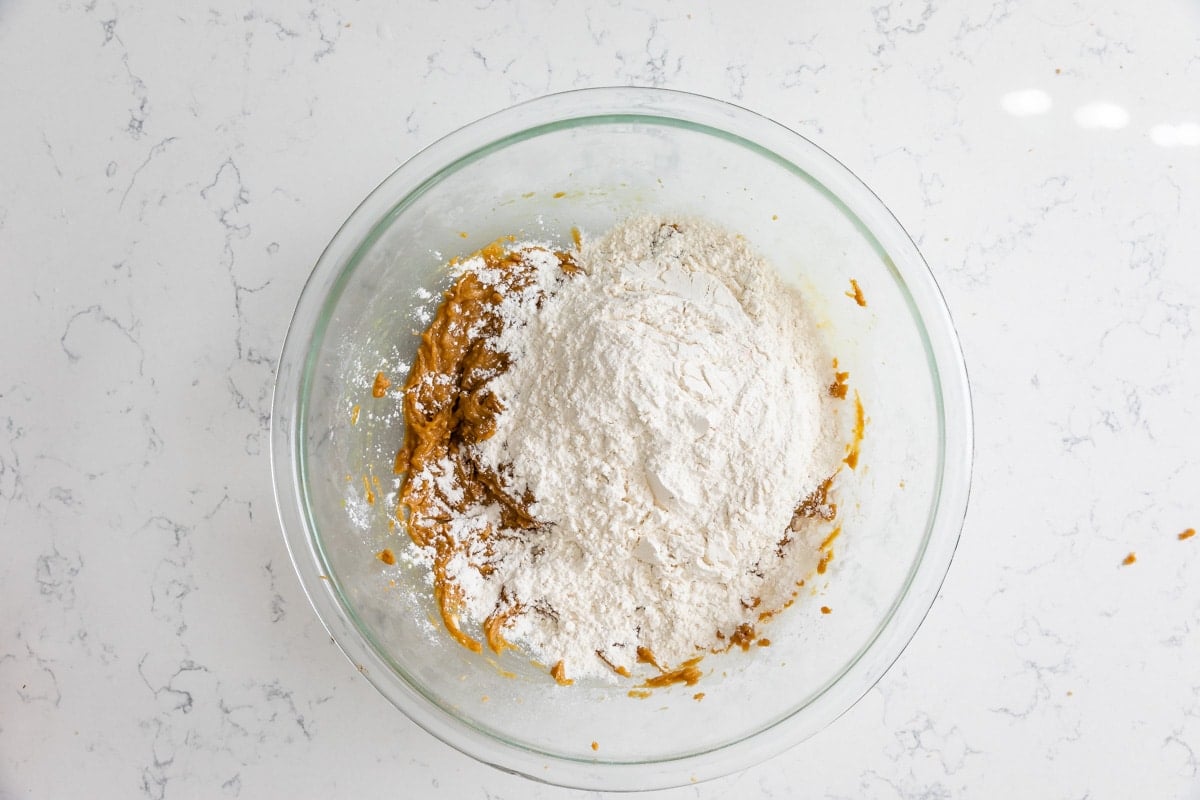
(406, 216), (841, 682)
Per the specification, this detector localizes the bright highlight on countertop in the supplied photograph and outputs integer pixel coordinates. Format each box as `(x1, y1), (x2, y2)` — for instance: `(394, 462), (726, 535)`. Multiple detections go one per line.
(1001, 88), (1053, 116)
(1149, 122), (1200, 147)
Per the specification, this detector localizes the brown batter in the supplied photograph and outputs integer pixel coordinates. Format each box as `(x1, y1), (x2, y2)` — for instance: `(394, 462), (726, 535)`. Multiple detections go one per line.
(595, 650), (632, 678)
(395, 240), (578, 654)
(372, 371), (391, 397)
(550, 660), (574, 686)
(844, 391), (865, 470)
(846, 278), (867, 307)
(829, 369), (850, 399)
(640, 656), (704, 688)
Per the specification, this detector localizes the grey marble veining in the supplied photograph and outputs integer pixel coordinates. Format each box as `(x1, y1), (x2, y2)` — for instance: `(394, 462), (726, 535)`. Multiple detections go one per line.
(1, 0), (1198, 797)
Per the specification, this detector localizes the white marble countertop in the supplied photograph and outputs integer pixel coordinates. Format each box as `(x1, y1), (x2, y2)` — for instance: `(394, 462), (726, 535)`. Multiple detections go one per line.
(3, 0), (1198, 797)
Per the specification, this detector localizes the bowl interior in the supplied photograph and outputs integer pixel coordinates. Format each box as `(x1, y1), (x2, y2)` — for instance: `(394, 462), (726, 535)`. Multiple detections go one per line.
(284, 94), (963, 789)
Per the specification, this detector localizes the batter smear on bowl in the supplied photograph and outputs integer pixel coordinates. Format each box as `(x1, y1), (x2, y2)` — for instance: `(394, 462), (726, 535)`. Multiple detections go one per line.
(395, 216), (855, 684)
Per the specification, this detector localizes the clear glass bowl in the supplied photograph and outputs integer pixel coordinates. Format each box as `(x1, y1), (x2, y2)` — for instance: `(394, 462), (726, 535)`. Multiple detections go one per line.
(270, 87), (972, 791)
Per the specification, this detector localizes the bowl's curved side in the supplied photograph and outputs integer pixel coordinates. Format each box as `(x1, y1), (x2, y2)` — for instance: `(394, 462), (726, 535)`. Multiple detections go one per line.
(270, 86), (973, 791)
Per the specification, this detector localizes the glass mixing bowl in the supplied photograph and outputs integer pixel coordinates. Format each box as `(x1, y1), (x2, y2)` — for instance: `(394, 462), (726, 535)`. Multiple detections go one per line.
(270, 87), (972, 791)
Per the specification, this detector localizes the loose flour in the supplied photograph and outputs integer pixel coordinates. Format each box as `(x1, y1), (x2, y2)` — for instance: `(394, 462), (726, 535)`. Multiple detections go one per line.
(398, 216), (843, 683)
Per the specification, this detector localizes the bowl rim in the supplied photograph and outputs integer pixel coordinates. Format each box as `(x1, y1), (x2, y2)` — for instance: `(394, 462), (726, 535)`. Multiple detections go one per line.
(270, 86), (973, 791)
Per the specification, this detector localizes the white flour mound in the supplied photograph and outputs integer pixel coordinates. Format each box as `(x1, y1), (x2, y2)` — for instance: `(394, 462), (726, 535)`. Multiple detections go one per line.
(438, 216), (839, 681)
